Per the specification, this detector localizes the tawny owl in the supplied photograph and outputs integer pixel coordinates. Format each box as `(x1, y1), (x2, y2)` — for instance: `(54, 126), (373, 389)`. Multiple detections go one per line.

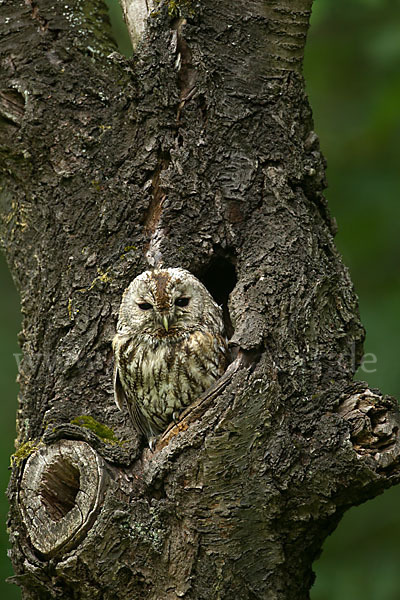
(112, 268), (228, 445)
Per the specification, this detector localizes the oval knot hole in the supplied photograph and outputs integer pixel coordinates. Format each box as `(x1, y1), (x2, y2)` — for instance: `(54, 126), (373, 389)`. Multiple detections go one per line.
(39, 458), (80, 521)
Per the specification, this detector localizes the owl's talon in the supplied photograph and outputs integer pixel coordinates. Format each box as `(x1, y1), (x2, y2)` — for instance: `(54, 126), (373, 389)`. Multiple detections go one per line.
(148, 436), (157, 452)
(172, 411), (180, 424)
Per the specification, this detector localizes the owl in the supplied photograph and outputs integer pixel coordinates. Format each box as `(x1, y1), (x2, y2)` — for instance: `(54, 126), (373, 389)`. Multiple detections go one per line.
(112, 268), (228, 445)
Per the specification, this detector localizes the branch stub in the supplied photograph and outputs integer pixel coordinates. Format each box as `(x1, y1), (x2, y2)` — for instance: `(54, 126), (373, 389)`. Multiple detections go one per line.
(19, 440), (107, 558)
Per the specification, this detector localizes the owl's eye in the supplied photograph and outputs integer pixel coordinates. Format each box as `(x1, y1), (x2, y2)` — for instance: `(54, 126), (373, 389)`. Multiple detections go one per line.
(138, 302), (153, 310)
(175, 297), (190, 308)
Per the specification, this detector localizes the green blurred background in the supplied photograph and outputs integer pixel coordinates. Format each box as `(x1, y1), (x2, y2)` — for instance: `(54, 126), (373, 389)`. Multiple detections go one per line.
(1, 0), (399, 598)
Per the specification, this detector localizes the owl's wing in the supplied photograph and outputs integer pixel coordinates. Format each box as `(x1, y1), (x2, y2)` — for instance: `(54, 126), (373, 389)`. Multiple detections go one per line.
(114, 361), (159, 442)
(126, 394), (160, 441)
(113, 362), (125, 411)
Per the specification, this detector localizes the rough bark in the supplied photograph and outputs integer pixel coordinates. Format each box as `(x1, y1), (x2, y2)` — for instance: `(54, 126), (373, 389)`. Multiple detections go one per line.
(1, 0), (399, 599)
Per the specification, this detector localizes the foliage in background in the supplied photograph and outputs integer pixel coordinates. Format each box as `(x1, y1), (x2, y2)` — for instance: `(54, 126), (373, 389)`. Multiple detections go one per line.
(306, 1), (400, 405)
(0, 0), (399, 598)
(304, 1), (400, 598)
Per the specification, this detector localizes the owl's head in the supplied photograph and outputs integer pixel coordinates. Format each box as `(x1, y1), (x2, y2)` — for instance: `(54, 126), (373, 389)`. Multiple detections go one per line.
(117, 268), (223, 336)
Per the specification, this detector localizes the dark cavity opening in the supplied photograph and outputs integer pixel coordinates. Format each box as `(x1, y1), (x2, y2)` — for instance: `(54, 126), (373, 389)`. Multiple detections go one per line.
(198, 255), (237, 339)
(39, 458), (80, 521)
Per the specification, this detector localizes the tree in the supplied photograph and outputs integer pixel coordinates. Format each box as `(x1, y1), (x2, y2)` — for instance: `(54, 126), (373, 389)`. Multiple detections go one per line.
(1, 0), (399, 598)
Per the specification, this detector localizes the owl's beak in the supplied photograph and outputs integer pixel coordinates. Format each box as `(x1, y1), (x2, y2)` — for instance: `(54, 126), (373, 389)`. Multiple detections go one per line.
(162, 314), (169, 332)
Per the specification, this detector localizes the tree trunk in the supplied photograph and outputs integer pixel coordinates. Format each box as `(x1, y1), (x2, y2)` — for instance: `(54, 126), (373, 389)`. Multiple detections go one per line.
(1, 0), (399, 598)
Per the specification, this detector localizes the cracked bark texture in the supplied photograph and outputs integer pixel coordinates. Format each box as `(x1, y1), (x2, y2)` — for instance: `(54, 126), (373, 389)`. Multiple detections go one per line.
(1, 0), (399, 599)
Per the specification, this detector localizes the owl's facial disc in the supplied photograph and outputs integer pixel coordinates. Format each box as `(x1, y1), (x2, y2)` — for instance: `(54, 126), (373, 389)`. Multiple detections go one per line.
(118, 268), (216, 337)
(134, 293), (193, 332)
(156, 295), (192, 331)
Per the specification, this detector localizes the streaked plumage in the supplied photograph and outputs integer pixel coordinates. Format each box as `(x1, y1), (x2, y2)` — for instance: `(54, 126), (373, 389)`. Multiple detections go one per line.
(112, 268), (228, 443)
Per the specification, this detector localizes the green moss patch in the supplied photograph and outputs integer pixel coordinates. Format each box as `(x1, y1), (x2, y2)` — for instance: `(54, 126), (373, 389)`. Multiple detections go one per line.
(11, 440), (40, 467)
(71, 415), (123, 445)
